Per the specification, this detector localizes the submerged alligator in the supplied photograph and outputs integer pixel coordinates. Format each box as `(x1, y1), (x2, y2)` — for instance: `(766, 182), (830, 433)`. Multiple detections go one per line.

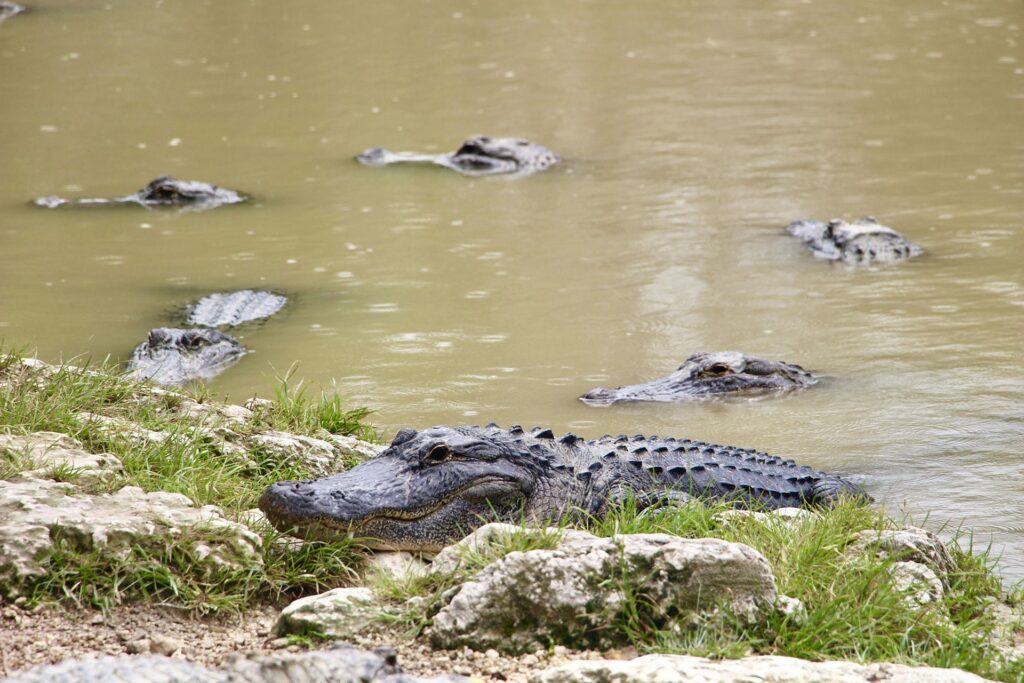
(787, 217), (922, 264)
(33, 176), (248, 211)
(186, 289), (288, 328)
(127, 290), (286, 386)
(356, 135), (560, 177)
(0, 1), (24, 22)
(260, 424), (867, 551)
(126, 327), (246, 386)
(580, 351), (816, 405)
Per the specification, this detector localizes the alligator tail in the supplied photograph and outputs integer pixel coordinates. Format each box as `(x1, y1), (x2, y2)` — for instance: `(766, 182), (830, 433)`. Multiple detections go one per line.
(811, 476), (872, 507)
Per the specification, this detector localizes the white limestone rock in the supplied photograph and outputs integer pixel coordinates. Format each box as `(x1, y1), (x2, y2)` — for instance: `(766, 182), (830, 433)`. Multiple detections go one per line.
(363, 551), (430, 582)
(274, 587), (391, 639)
(531, 654), (996, 683)
(715, 507), (818, 526)
(429, 523), (590, 576)
(430, 531), (777, 653)
(250, 431), (347, 477)
(0, 478), (262, 583)
(847, 526), (955, 580)
(323, 433), (386, 461)
(892, 560), (945, 608)
(0, 432), (123, 482)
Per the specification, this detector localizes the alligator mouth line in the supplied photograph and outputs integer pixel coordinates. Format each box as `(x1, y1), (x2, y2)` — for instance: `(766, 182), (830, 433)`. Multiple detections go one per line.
(264, 476), (519, 532)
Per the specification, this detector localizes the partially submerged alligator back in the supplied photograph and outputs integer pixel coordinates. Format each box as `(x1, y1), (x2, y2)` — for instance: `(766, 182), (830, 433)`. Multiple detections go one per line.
(33, 176), (248, 211)
(260, 424), (868, 551)
(356, 135), (559, 177)
(581, 351), (816, 405)
(186, 290), (287, 327)
(787, 217), (922, 264)
(126, 327), (246, 386)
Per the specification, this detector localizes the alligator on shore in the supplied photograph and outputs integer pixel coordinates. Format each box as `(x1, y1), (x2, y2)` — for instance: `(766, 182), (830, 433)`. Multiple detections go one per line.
(33, 176), (248, 211)
(580, 351), (816, 406)
(787, 217), (922, 264)
(126, 327), (247, 386)
(356, 136), (560, 177)
(260, 424), (868, 551)
(0, 1), (24, 22)
(186, 290), (288, 328)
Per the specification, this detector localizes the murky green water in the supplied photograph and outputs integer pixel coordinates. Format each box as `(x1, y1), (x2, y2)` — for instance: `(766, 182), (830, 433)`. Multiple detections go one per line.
(1, 1), (1022, 579)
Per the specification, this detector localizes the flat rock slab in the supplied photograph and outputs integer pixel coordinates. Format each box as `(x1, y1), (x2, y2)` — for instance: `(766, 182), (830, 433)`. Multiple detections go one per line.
(1, 643), (468, 682)
(531, 654), (995, 683)
(0, 479), (261, 583)
(430, 531), (777, 653)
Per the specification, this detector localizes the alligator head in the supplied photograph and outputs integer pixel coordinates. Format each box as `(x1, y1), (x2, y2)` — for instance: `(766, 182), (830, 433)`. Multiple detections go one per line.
(355, 136), (559, 177)
(447, 136), (559, 176)
(787, 217), (922, 264)
(33, 176), (248, 211)
(131, 176), (248, 208)
(579, 351), (816, 405)
(0, 2), (25, 21)
(259, 425), (575, 551)
(126, 327), (247, 386)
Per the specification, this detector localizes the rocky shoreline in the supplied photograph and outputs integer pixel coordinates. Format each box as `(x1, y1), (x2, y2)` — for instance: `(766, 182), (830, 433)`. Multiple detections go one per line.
(0, 355), (1021, 682)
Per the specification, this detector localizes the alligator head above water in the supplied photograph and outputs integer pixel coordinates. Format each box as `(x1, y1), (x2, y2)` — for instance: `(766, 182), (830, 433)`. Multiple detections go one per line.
(356, 135), (560, 177)
(580, 352), (816, 406)
(0, 1), (25, 22)
(33, 176), (248, 211)
(126, 327), (247, 386)
(259, 424), (868, 551)
(787, 217), (922, 264)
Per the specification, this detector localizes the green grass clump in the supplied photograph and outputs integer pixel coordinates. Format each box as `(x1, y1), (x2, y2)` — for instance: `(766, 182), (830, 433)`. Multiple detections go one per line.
(0, 348), (375, 612)
(247, 364), (377, 443)
(585, 498), (1022, 681)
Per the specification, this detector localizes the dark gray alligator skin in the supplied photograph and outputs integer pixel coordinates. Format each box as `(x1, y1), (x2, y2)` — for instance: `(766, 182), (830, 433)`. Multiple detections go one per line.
(260, 424), (869, 551)
(33, 177), (248, 211)
(580, 351), (817, 405)
(786, 217), (922, 264)
(126, 327), (247, 386)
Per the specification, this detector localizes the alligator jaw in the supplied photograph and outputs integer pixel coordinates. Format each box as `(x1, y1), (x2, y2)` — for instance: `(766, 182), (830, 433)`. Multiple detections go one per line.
(258, 470), (530, 551)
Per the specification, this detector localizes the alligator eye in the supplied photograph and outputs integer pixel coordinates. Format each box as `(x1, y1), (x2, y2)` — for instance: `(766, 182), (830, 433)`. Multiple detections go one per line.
(423, 445), (451, 465)
(706, 363), (732, 376)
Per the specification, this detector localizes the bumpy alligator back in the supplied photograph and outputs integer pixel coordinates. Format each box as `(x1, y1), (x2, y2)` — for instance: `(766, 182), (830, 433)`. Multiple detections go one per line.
(565, 432), (867, 510)
(186, 290), (287, 327)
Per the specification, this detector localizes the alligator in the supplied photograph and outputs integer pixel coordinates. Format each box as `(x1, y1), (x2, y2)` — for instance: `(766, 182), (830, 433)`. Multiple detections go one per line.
(0, 1), (24, 22)
(1, 643), (462, 683)
(787, 217), (922, 264)
(186, 290), (287, 327)
(356, 135), (560, 177)
(126, 327), (246, 386)
(33, 176), (248, 211)
(580, 351), (816, 405)
(259, 424), (868, 551)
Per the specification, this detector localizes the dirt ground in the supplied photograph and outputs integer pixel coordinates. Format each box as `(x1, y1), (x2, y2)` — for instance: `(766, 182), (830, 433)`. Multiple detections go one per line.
(0, 601), (611, 681)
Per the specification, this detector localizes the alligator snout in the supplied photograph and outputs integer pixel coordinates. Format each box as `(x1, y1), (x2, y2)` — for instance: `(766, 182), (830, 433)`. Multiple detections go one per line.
(578, 388), (616, 406)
